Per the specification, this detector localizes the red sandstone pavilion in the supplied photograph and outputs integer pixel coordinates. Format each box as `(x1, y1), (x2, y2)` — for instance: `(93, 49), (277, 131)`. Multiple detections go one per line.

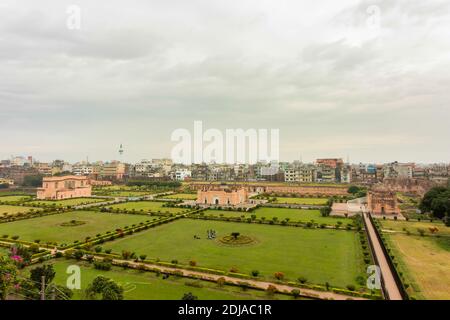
(37, 175), (92, 200)
(197, 186), (249, 206)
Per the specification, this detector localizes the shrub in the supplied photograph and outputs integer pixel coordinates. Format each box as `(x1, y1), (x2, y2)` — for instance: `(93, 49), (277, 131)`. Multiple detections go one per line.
(291, 289), (301, 298)
(229, 266), (239, 273)
(217, 277), (226, 287)
(298, 276), (307, 284)
(73, 250), (84, 260)
(346, 284), (356, 291)
(266, 285), (277, 296)
(274, 272), (285, 280)
(189, 260), (197, 267)
(251, 270), (260, 277)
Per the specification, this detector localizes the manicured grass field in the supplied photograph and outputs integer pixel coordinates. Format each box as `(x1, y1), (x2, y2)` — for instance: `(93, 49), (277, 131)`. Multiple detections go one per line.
(0, 205), (39, 217)
(28, 260), (294, 300)
(273, 197), (328, 205)
(163, 193), (197, 200)
(106, 201), (188, 214)
(0, 211), (152, 244)
(203, 207), (350, 226)
(28, 197), (105, 207)
(97, 191), (156, 197)
(384, 232), (450, 300)
(381, 219), (450, 236)
(105, 219), (365, 288)
(0, 195), (33, 202)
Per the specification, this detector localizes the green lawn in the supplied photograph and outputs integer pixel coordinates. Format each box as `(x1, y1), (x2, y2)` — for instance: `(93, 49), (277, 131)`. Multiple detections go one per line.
(25, 259), (293, 300)
(0, 211), (153, 244)
(0, 205), (40, 217)
(0, 195), (33, 202)
(203, 207), (350, 226)
(26, 260), (295, 300)
(273, 197), (328, 205)
(28, 198), (105, 207)
(105, 219), (365, 288)
(95, 191), (156, 197)
(380, 219), (450, 237)
(106, 201), (188, 214)
(163, 193), (197, 200)
(383, 232), (450, 300)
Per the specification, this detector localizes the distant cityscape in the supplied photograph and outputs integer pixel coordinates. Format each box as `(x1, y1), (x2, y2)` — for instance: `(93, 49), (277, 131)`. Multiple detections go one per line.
(1, 154), (449, 187)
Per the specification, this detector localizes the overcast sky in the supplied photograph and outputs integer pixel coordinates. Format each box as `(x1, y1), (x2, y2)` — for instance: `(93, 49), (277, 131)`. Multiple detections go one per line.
(1, 0), (449, 164)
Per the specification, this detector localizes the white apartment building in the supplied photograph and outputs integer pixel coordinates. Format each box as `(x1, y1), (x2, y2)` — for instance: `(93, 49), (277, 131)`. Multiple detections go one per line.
(173, 169), (191, 181)
(73, 164), (94, 176)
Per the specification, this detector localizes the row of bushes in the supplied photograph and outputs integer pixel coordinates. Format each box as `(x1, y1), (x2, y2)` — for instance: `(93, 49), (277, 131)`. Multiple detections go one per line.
(0, 207), (67, 224)
(189, 213), (356, 230)
(62, 215), (182, 251)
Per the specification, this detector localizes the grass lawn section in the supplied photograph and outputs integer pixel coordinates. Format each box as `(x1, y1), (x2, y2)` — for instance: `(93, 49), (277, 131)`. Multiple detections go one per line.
(0, 211), (152, 244)
(273, 197), (328, 205)
(28, 197), (105, 207)
(105, 219), (365, 288)
(28, 260), (294, 300)
(106, 201), (187, 214)
(0, 195), (33, 202)
(204, 207), (350, 226)
(95, 191), (157, 197)
(384, 232), (450, 300)
(380, 219), (450, 237)
(164, 193), (197, 200)
(0, 205), (38, 216)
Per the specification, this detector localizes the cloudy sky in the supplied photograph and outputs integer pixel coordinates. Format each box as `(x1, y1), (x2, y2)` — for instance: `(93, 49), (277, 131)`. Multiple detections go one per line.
(1, 0), (449, 164)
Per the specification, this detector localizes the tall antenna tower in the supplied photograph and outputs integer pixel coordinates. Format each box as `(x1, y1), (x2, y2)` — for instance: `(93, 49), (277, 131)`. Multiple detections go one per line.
(119, 144), (124, 158)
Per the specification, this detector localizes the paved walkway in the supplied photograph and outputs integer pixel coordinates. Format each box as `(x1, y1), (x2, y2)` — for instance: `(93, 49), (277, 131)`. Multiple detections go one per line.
(0, 241), (366, 300)
(102, 258), (366, 300)
(363, 213), (403, 300)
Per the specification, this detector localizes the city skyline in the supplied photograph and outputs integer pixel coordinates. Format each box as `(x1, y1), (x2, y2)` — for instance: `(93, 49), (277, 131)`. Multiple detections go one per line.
(2, 0), (450, 163)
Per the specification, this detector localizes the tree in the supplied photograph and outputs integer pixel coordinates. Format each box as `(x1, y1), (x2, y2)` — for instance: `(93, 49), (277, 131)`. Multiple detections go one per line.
(85, 276), (124, 300)
(0, 256), (18, 300)
(420, 187), (450, 219)
(320, 206), (332, 217)
(30, 265), (56, 291)
(231, 232), (240, 239)
(347, 186), (360, 195)
(73, 250), (84, 260)
(22, 175), (44, 187)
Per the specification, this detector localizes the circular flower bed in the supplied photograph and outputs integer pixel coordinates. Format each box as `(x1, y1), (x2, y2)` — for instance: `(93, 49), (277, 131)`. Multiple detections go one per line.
(60, 220), (86, 227)
(217, 234), (257, 246)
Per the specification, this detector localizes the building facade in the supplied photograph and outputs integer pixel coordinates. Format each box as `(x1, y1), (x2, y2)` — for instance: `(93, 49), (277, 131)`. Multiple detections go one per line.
(37, 175), (92, 200)
(196, 187), (248, 206)
(367, 189), (400, 215)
